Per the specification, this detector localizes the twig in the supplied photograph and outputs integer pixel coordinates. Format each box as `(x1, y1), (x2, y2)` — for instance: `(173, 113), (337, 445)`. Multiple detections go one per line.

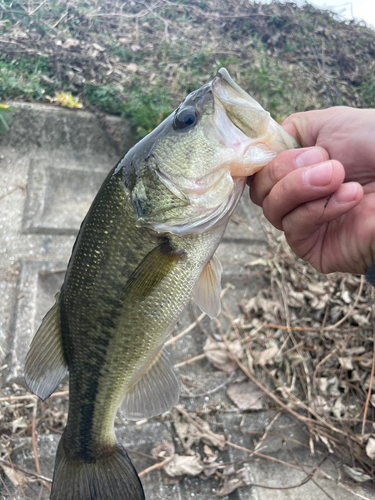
(165, 284), (231, 347)
(5, 454), (27, 500)
(29, 0), (49, 16)
(250, 452), (331, 493)
(362, 291), (375, 435)
(312, 347), (339, 394)
(32, 399), (51, 493)
(175, 406), (318, 473)
(221, 329), (364, 447)
(174, 353), (206, 369)
(254, 412), (281, 452)
(180, 372), (236, 398)
(138, 458), (170, 478)
(324, 275), (364, 330)
(165, 312), (206, 347)
(126, 449), (156, 461)
(44, 423), (63, 434)
(0, 459), (52, 483)
(0, 473), (13, 499)
(32, 398), (41, 475)
(86, 2), (161, 20)
(0, 390), (68, 402)
(263, 323), (319, 332)
(0, 184), (26, 202)
(286, 441), (334, 500)
(318, 467), (374, 500)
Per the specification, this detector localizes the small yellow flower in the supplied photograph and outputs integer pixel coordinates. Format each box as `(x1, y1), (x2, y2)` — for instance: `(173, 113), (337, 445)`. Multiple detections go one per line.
(55, 92), (83, 109)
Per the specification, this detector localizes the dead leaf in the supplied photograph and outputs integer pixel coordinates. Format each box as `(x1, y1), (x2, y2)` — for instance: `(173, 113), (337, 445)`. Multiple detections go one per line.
(343, 464), (372, 482)
(338, 357), (354, 370)
(216, 465), (251, 496)
(126, 63), (138, 72)
(1, 465), (29, 487)
(352, 313), (369, 326)
(151, 440), (175, 460)
(366, 436), (375, 460)
(203, 337), (243, 373)
(203, 444), (217, 463)
(286, 352), (305, 367)
(11, 417), (27, 433)
(173, 407), (227, 451)
(317, 434), (334, 453)
(227, 381), (264, 410)
(92, 42), (105, 52)
(173, 412), (202, 452)
(163, 454), (203, 477)
(240, 295), (280, 316)
(286, 287), (305, 308)
(202, 445), (219, 477)
(254, 346), (278, 366)
(341, 290), (351, 304)
(307, 282), (326, 295)
(331, 396), (347, 419)
(62, 38), (80, 49)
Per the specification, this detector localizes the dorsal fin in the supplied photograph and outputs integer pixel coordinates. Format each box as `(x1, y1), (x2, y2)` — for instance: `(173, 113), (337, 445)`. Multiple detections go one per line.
(24, 293), (68, 401)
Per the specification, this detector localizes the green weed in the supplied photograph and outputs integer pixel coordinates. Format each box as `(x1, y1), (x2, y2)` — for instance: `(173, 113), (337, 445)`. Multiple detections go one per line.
(0, 58), (55, 100)
(84, 81), (173, 137)
(0, 103), (14, 133)
(358, 76), (375, 107)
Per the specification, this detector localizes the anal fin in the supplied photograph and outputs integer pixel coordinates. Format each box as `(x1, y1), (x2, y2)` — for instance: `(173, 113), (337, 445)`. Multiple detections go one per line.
(24, 293), (68, 401)
(121, 348), (180, 420)
(193, 254), (222, 319)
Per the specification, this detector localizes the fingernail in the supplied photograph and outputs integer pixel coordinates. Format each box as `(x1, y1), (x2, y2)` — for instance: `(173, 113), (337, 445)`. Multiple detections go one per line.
(334, 183), (358, 203)
(303, 162), (332, 187)
(295, 148), (324, 168)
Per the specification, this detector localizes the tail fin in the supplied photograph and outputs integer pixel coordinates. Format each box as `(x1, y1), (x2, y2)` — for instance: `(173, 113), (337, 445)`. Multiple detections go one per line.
(50, 435), (145, 500)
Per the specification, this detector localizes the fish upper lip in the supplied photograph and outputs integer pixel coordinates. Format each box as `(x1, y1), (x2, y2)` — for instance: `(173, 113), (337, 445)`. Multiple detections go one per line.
(211, 67), (264, 111)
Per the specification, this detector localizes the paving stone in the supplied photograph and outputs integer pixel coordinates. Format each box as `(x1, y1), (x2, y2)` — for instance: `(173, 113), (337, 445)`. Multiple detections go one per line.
(23, 159), (109, 235)
(219, 412), (374, 500)
(7, 259), (66, 381)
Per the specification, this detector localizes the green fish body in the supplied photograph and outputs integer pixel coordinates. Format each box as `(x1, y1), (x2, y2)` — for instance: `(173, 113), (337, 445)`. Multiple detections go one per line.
(24, 69), (298, 500)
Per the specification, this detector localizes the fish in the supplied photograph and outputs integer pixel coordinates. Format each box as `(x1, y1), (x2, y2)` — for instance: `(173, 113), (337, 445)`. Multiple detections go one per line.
(24, 68), (298, 500)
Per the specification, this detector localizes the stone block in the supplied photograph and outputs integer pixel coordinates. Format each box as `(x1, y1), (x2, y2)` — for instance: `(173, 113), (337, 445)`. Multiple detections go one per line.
(0, 102), (137, 157)
(7, 259), (66, 381)
(23, 159), (109, 235)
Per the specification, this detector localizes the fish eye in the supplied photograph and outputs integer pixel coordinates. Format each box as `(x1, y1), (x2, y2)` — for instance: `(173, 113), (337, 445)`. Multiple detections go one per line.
(173, 107), (198, 130)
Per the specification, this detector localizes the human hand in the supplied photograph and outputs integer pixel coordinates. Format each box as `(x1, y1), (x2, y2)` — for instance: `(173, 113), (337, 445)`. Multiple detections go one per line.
(250, 107), (375, 275)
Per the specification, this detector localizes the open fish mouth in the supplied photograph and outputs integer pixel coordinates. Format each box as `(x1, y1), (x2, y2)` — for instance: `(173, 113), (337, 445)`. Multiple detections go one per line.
(210, 68), (299, 176)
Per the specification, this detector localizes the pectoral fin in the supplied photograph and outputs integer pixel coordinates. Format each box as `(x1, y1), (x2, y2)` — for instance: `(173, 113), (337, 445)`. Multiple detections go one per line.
(123, 239), (183, 300)
(193, 254), (222, 319)
(24, 293), (68, 401)
(121, 348), (180, 420)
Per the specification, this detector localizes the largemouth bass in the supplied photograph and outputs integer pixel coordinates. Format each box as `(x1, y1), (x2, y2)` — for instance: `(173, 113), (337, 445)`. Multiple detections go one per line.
(24, 68), (298, 500)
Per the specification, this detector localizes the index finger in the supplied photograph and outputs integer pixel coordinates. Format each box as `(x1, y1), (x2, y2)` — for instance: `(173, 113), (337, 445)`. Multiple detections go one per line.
(250, 146), (329, 206)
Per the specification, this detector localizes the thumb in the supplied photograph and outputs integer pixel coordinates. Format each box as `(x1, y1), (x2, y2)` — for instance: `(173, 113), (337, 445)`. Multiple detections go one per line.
(282, 110), (323, 148)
